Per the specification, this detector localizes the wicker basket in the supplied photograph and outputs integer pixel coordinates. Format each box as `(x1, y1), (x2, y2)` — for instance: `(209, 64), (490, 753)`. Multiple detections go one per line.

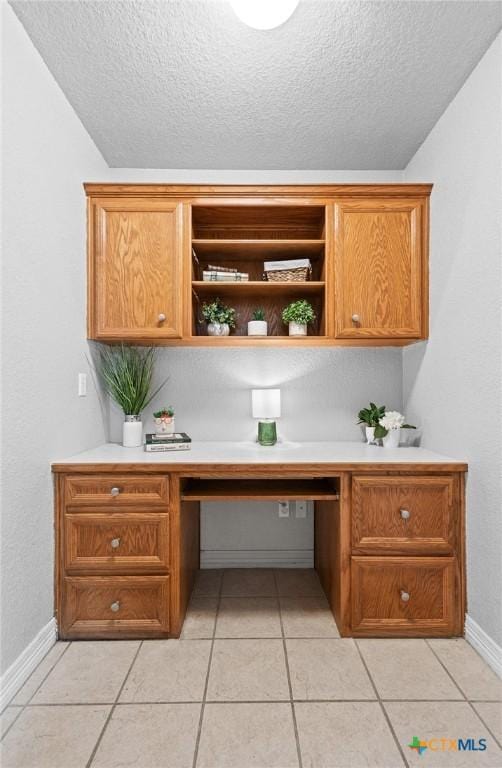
(264, 260), (311, 282)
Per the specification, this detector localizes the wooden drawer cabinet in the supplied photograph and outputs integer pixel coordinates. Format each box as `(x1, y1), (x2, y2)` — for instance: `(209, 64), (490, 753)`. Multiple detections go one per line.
(62, 576), (170, 639)
(352, 476), (455, 554)
(65, 475), (169, 507)
(64, 512), (170, 573)
(351, 556), (456, 636)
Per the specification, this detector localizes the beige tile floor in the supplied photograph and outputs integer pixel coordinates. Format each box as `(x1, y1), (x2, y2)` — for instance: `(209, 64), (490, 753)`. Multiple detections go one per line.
(1, 568), (501, 768)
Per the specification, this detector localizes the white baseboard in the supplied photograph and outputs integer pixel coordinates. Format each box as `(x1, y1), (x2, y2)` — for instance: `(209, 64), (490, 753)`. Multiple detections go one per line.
(465, 614), (502, 679)
(0, 618), (57, 711)
(200, 549), (313, 569)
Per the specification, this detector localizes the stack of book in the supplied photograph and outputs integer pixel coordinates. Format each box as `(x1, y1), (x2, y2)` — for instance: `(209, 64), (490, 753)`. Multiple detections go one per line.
(202, 264), (249, 282)
(144, 433), (192, 452)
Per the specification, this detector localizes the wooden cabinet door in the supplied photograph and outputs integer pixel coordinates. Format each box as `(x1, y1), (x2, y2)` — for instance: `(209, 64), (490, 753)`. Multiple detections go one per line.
(90, 198), (183, 339)
(334, 199), (425, 338)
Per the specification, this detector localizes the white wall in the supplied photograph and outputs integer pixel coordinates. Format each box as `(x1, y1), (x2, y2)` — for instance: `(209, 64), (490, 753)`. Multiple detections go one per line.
(403, 34), (502, 647)
(1, 5), (109, 674)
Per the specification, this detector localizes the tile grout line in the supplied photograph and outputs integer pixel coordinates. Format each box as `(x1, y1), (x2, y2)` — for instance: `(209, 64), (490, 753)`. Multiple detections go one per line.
(424, 639), (468, 699)
(16, 696), (499, 707)
(1, 640), (73, 742)
(191, 569), (223, 768)
(353, 640), (410, 768)
(425, 639), (502, 750)
(274, 569), (303, 768)
(85, 640), (144, 768)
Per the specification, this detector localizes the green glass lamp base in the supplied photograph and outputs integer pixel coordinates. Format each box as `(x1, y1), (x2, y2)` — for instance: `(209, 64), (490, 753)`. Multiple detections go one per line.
(257, 420), (277, 446)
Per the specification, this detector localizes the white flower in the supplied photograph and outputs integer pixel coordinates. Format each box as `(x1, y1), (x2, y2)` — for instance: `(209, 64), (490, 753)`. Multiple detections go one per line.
(379, 410), (405, 430)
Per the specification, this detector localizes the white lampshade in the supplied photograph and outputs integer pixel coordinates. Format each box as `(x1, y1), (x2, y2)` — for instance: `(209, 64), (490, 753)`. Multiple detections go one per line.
(251, 389), (281, 419)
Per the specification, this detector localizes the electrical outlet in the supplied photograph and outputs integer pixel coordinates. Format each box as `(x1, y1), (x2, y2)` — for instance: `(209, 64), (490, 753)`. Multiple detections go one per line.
(78, 373), (87, 397)
(278, 501), (290, 518)
(296, 501), (307, 518)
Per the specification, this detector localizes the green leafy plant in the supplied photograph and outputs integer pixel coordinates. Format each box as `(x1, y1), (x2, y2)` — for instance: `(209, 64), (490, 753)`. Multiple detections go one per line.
(153, 407), (174, 418)
(202, 298), (237, 328)
(252, 308), (266, 321)
(95, 344), (167, 416)
(357, 402), (386, 428)
(282, 300), (316, 325)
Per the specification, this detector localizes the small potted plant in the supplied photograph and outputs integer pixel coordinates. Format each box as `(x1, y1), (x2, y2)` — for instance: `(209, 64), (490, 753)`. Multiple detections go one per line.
(282, 299), (316, 336)
(95, 345), (167, 447)
(376, 410), (416, 449)
(248, 308), (267, 336)
(153, 406), (175, 435)
(202, 298), (237, 336)
(357, 402), (386, 444)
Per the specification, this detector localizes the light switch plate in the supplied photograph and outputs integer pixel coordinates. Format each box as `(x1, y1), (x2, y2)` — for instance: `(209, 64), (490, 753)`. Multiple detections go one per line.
(78, 373), (87, 397)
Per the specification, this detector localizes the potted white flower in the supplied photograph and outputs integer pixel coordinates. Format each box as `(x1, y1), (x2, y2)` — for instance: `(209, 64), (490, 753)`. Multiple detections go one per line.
(248, 308), (267, 336)
(282, 299), (316, 336)
(376, 410), (416, 449)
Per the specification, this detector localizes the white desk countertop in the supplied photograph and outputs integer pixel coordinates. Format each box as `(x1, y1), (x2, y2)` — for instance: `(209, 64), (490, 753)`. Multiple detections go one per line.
(53, 441), (466, 467)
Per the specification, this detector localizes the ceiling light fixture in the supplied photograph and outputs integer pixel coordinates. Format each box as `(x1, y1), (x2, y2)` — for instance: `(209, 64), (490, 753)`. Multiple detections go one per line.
(229, 0), (299, 30)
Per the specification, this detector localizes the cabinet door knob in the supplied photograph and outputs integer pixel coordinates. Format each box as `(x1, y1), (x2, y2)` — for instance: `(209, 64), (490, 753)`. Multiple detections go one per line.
(400, 590), (410, 602)
(400, 508), (411, 520)
(110, 487), (120, 497)
(351, 314), (360, 323)
(110, 601), (120, 613)
(158, 313), (166, 323)
(110, 538), (121, 549)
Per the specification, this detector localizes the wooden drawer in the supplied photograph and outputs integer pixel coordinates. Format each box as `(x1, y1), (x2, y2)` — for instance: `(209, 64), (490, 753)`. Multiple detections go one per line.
(65, 475), (169, 507)
(352, 476), (456, 554)
(64, 512), (169, 573)
(351, 556), (457, 636)
(61, 576), (170, 639)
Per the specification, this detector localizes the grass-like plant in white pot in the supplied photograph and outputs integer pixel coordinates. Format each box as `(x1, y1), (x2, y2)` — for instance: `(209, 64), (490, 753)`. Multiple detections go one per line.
(357, 402), (386, 444)
(375, 410), (416, 449)
(248, 308), (267, 336)
(282, 299), (316, 336)
(202, 298), (237, 336)
(96, 345), (167, 447)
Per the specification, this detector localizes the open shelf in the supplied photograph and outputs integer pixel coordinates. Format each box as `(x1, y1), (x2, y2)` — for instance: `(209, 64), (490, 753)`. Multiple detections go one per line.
(190, 203), (327, 339)
(181, 478), (340, 501)
(192, 239), (325, 260)
(192, 281), (325, 296)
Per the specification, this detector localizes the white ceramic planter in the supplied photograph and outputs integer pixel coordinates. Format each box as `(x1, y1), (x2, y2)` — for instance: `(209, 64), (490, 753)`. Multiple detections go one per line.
(123, 415), (143, 448)
(154, 416), (175, 435)
(382, 428), (401, 449)
(365, 426), (377, 444)
(247, 320), (268, 336)
(289, 321), (307, 336)
(207, 322), (230, 336)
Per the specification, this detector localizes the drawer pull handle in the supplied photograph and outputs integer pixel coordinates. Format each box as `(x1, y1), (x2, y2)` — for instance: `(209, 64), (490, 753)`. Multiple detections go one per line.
(158, 313), (166, 323)
(110, 487), (120, 497)
(110, 538), (121, 549)
(400, 590), (410, 602)
(351, 313), (360, 324)
(400, 508), (411, 520)
(110, 601), (120, 613)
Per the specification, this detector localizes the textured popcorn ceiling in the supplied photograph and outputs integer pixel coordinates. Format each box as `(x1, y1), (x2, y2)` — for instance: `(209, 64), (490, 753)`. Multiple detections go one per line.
(10, 0), (502, 169)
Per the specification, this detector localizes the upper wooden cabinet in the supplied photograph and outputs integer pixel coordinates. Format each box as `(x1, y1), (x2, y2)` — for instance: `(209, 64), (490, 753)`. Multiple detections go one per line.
(88, 198), (183, 340)
(334, 198), (427, 339)
(85, 184), (431, 346)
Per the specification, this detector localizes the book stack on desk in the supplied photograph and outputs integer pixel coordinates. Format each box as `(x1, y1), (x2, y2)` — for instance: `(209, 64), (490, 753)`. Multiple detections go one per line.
(144, 433), (192, 452)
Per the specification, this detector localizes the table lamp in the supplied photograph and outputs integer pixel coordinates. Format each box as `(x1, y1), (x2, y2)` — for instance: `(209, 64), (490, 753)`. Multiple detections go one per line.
(251, 388), (281, 446)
